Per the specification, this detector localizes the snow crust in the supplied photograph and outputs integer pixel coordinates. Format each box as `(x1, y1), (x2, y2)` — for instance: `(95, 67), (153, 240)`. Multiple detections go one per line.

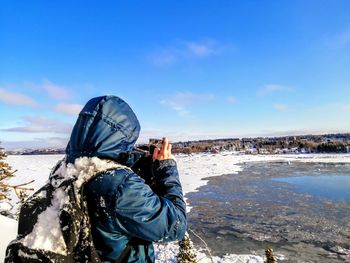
(1, 153), (349, 262)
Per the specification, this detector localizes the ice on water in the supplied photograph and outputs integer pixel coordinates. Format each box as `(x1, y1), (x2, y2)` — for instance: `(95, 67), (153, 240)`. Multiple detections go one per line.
(1, 153), (350, 262)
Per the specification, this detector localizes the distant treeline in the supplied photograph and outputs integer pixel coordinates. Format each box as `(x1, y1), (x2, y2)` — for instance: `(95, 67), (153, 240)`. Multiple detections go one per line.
(4, 133), (350, 155)
(316, 142), (348, 153)
(170, 133), (350, 154)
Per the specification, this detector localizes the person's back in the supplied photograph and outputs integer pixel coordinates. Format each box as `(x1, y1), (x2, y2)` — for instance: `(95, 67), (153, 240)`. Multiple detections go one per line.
(66, 95), (187, 262)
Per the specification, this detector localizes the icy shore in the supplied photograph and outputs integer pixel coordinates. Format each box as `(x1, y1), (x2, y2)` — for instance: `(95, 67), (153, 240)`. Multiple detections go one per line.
(1, 153), (350, 262)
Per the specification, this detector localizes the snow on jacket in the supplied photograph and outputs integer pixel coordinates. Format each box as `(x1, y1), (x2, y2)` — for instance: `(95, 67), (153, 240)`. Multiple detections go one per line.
(66, 95), (187, 262)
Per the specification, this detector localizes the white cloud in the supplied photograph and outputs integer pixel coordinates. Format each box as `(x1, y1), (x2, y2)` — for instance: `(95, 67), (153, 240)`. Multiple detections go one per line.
(54, 103), (83, 116)
(137, 128), (232, 144)
(149, 39), (226, 66)
(160, 92), (215, 116)
(185, 40), (217, 57)
(255, 128), (350, 138)
(1, 137), (69, 150)
(258, 84), (293, 96)
(0, 88), (38, 107)
(42, 79), (72, 100)
(307, 103), (350, 113)
(0, 115), (73, 134)
(227, 96), (237, 104)
(273, 103), (288, 111)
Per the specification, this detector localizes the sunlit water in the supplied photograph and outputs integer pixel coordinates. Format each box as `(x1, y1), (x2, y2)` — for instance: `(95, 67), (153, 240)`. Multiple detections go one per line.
(272, 175), (350, 201)
(187, 162), (350, 262)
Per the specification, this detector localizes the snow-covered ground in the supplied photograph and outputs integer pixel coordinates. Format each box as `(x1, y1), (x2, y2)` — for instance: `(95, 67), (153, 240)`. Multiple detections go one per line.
(1, 153), (350, 262)
(0, 215), (17, 261)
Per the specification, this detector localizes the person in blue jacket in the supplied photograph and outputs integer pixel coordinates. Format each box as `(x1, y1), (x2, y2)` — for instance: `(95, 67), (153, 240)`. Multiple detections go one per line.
(65, 95), (187, 262)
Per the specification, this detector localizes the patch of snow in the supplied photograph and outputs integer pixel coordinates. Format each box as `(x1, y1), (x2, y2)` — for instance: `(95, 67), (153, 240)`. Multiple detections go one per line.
(18, 249), (39, 259)
(0, 215), (18, 262)
(36, 190), (47, 198)
(154, 242), (264, 263)
(100, 196), (106, 208)
(21, 188), (69, 255)
(0, 201), (13, 213)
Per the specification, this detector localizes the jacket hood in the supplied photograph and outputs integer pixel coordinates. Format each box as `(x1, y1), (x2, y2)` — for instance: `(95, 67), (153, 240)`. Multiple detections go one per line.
(66, 96), (140, 164)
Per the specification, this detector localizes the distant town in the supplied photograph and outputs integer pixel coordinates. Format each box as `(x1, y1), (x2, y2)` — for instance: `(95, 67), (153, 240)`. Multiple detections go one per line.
(4, 133), (350, 155)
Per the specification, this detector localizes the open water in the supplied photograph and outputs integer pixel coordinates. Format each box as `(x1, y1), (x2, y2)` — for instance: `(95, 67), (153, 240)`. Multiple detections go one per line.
(186, 161), (350, 262)
(272, 175), (350, 201)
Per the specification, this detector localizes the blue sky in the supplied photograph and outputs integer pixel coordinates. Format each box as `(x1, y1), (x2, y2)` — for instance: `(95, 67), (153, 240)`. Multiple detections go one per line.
(0, 1), (350, 149)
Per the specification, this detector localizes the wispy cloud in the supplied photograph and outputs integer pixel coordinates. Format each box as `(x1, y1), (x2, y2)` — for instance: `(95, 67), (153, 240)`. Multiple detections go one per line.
(340, 103), (350, 111)
(0, 115), (73, 134)
(309, 103), (350, 112)
(22, 79), (73, 100)
(54, 103), (83, 116)
(256, 128), (349, 138)
(160, 92), (215, 116)
(138, 128), (232, 144)
(273, 103), (288, 111)
(258, 84), (293, 96)
(185, 40), (218, 57)
(1, 137), (69, 149)
(42, 79), (72, 100)
(0, 88), (38, 108)
(327, 30), (350, 49)
(226, 96), (238, 104)
(149, 39), (227, 66)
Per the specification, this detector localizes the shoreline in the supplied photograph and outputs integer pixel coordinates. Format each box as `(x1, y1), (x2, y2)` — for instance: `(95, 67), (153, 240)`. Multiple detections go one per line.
(3, 153), (350, 262)
(185, 161), (350, 262)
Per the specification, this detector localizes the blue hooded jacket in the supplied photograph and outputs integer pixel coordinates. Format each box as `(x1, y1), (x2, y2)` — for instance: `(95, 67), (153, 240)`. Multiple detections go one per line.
(65, 96), (187, 262)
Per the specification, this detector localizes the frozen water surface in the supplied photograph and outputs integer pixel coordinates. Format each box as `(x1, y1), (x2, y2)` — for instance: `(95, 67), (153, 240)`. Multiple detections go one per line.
(187, 162), (350, 262)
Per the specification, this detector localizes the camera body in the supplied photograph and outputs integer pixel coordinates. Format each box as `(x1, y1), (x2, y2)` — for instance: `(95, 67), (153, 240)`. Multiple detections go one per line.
(126, 139), (162, 186)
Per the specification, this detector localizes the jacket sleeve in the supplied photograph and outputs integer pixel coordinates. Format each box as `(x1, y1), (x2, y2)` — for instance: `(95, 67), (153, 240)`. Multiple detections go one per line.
(114, 159), (187, 242)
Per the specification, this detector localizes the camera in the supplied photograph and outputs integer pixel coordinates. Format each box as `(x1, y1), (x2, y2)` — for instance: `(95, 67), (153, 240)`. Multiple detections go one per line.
(127, 139), (163, 185)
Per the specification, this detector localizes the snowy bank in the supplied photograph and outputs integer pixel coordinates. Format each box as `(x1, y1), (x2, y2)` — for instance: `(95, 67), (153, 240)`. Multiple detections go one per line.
(176, 152), (350, 196)
(0, 215), (18, 262)
(2, 153), (350, 262)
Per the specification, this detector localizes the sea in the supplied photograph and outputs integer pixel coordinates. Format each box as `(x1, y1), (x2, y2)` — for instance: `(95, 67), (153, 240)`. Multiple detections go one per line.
(186, 161), (350, 262)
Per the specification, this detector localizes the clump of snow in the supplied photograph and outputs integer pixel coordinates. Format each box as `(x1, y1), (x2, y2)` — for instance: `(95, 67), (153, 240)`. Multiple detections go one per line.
(18, 249), (39, 259)
(22, 188), (69, 255)
(0, 201), (13, 213)
(70, 156), (129, 189)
